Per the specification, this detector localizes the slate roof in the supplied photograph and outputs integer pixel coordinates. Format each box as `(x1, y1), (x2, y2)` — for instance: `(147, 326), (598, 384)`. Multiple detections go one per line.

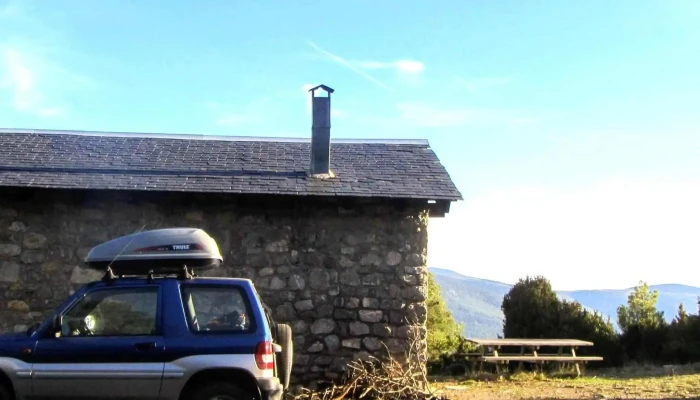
(0, 129), (462, 201)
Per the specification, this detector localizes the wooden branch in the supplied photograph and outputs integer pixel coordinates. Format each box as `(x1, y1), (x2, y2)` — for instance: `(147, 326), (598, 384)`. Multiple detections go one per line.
(291, 332), (447, 400)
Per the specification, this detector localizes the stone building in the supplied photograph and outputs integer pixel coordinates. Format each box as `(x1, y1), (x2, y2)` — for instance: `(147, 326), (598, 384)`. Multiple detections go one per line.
(0, 85), (461, 384)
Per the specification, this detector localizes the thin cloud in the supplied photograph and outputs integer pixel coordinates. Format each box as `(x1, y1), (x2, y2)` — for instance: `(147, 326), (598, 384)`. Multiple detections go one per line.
(2, 48), (34, 107)
(396, 102), (473, 128)
(306, 41), (392, 91)
(37, 107), (62, 117)
(354, 60), (425, 74)
(0, 46), (63, 117)
(204, 95), (279, 127)
(395, 102), (541, 128)
(331, 109), (347, 118)
(0, 36), (95, 118)
(0, 0), (22, 19)
(216, 115), (245, 126)
(203, 101), (250, 127)
(0, 2), (97, 119)
(456, 76), (512, 95)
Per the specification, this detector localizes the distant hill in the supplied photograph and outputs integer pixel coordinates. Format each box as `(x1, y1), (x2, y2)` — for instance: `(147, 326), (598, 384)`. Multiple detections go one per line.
(430, 267), (700, 339)
(430, 268), (512, 338)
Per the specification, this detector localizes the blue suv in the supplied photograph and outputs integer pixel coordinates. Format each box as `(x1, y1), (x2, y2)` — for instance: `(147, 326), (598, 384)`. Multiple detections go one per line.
(0, 228), (293, 400)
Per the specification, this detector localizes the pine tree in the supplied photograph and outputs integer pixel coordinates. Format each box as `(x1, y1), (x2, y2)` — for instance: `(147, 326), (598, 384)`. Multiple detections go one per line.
(675, 303), (689, 324)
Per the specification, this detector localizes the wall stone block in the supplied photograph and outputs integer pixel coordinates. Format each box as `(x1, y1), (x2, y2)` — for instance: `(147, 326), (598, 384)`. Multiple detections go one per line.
(310, 319), (335, 335)
(0, 244), (21, 258)
(0, 189), (431, 386)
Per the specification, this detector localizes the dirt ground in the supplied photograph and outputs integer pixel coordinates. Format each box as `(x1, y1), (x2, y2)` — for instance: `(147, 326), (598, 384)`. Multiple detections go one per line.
(429, 370), (700, 400)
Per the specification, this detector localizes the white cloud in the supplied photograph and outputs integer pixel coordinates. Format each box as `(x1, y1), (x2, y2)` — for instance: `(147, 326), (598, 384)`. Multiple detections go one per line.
(306, 41), (426, 90)
(0, 42), (93, 118)
(0, 47), (60, 116)
(2, 48), (35, 107)
(307, 41), (391, 91)
(396, 60), (425, 74)
(0, 1), (96, 119)
(306, 41), (429, 91)
(427, 179), (700, 290)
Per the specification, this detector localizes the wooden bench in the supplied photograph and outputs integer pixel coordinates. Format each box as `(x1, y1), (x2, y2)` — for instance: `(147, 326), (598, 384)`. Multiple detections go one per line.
(459, 338), (604, 376)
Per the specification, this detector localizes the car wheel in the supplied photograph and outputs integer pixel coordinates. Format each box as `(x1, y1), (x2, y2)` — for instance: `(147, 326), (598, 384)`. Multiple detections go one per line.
(189, 381), (254, 400)
(0, 384), (13, 400)
(275, 323), (293, 390)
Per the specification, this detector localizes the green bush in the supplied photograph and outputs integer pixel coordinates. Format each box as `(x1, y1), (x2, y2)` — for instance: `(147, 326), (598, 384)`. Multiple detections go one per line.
(662, 308), (700, 364)
(501, 278), (700, 368)
(502, 275), (561, 339)
(501, 275), (622, 367)
(426, 271), (465, 362)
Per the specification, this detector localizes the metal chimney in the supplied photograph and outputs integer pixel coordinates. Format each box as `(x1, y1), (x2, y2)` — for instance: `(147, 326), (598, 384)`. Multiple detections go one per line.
(308, 84), (334, 177)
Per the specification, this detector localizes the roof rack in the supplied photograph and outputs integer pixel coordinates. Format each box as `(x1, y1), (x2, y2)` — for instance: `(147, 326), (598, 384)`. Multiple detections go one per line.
(101, 264), (198, 284)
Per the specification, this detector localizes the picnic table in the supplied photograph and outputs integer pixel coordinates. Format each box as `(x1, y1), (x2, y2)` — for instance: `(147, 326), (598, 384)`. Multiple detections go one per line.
(458, 338), (603, 376)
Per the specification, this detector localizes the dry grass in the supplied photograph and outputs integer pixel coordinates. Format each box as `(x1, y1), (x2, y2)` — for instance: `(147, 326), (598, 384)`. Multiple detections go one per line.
(291, 329), (700, 400)
(429, 364), (700, 399)
(291, 337), (443, 400)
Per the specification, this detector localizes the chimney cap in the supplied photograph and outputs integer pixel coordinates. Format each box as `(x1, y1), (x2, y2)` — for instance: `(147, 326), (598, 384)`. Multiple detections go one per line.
(307, 84), (335, 94)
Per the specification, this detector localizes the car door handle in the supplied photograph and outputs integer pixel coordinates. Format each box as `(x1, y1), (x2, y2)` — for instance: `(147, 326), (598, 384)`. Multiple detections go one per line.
(134, 342), (157, 351)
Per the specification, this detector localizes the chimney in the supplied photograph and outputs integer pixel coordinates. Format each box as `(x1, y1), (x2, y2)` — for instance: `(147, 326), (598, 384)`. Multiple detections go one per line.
(308, 84), (335, 177)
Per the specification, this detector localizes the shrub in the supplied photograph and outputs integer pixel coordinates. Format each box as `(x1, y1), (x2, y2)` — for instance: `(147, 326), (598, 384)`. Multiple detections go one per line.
(426, 271), (465, 362)
(501, 275), (623, 367)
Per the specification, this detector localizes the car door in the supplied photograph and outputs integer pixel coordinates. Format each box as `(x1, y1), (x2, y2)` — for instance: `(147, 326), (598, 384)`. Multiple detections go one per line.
(30, 284), (165, 400)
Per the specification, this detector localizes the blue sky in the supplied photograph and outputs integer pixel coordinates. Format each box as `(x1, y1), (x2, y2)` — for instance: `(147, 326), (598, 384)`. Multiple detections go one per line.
(1, 0), (699, 290)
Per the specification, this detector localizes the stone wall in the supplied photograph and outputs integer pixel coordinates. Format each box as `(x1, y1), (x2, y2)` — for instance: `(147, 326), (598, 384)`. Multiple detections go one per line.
(0, 187), (430, 385)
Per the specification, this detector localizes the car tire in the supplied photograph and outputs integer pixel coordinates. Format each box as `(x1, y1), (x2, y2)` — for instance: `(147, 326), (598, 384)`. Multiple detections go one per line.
(275, 323), (293, 390)
(189, 381), (253, 400)
(0, 384), (13, 400)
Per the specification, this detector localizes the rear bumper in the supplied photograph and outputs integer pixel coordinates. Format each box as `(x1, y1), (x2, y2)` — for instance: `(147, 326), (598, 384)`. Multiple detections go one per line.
(258, 377), (283, 400)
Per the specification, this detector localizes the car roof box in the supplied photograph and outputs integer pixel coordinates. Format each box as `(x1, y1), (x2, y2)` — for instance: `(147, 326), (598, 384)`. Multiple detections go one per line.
(85, 228), (223, 275)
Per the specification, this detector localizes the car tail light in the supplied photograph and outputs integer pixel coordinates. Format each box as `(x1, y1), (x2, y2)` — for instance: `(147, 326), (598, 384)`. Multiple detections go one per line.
(255, 341), (274, 370)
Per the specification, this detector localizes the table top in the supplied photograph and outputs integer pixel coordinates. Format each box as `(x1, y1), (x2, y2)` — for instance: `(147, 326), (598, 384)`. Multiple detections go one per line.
(464, 338), (595, 347)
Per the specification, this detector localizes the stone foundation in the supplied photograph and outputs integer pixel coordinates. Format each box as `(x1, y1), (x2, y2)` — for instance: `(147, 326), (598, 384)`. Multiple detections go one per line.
(0, 188), (430, 384)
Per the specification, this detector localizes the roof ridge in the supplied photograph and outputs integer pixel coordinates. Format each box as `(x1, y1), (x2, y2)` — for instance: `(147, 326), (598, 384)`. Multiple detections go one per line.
(0, 127), (429, 146)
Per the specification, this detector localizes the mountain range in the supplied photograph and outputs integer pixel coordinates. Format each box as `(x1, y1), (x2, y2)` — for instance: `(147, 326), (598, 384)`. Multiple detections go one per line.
(430, 267), (700, 338)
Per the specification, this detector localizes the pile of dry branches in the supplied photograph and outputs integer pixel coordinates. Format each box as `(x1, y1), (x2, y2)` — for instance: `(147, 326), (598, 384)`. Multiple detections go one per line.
(291, 335), (449, 400)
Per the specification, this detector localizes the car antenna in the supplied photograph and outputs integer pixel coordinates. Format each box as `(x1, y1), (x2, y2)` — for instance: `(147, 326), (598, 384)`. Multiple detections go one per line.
(102, 224), (147, 284)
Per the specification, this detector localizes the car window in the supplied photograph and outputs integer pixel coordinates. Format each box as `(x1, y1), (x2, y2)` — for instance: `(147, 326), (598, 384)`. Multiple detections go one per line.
(181, 285), (252, 333)
(61, 287), (158, 337)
